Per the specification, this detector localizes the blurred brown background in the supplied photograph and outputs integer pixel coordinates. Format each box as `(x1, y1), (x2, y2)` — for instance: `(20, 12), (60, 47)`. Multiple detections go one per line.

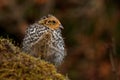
(0, 0), (120, 80)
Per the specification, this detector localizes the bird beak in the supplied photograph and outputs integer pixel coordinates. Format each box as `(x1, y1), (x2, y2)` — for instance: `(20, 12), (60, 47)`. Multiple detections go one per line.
(60, 24), (64, 29)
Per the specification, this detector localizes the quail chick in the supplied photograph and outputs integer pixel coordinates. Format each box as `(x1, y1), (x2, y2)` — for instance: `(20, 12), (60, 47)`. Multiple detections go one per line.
(22, 15), (66, 66)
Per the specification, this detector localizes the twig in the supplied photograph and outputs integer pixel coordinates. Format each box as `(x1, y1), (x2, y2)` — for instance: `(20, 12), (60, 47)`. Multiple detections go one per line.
(109, 38), (119, 80)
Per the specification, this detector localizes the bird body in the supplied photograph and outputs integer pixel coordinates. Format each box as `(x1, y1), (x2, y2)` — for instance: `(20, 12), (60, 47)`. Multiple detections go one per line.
(22, 15), (66, 66)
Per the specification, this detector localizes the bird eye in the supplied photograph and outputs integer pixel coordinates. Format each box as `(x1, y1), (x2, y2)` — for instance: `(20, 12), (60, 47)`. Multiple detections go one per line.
(52, 20), (56, 24)
(48, 20), (56, 24)
(47, 20), (56, 24)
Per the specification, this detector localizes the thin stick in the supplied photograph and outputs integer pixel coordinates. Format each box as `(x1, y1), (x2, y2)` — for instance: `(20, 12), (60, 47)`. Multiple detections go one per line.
(109, 38), (119, 80)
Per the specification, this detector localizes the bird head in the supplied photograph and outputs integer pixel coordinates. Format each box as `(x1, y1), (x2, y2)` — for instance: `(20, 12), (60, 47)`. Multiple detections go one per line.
(38, 15), (63, 30)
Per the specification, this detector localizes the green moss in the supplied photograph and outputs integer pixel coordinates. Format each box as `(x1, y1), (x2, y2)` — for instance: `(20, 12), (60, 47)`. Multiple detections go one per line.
(0, 38), (67, 80)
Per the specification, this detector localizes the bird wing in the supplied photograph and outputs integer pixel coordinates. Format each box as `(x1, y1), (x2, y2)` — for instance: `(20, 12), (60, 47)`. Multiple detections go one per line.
(22, 23), (49, 52)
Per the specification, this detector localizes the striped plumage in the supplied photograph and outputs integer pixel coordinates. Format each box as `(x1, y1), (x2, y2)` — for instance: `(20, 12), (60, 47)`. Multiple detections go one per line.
(22, 15), (66, 66)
